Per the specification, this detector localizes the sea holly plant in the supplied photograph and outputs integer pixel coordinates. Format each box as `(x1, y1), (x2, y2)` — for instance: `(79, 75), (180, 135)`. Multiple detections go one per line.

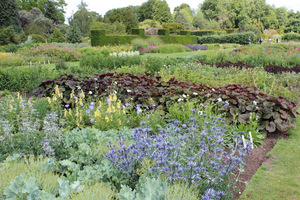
(105, 111), (252, 199)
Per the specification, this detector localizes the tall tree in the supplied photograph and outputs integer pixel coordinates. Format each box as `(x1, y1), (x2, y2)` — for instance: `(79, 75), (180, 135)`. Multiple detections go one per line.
(174, 11), (192, 30)
(108, 7), (138, 33)
(153, 0), (173, 23)
(137, 0), (156, 22)
(44, 0), (59, 23)
(70, 1), (93, 36)
(17, 0), (67, 23)
(0, 0), (22, 32)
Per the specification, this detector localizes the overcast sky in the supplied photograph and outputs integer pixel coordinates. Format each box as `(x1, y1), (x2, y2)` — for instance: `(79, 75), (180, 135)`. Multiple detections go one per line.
(64, 0), (300, 20)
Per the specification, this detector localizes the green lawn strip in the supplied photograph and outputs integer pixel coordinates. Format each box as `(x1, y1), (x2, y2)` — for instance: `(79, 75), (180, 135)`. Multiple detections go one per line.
(239, 109), (300, 200)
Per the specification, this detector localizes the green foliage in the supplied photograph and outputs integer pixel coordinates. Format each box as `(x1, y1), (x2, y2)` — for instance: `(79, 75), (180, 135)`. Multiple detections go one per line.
(190, 30), (227, 36)
(0, 0), (22, 32)
(71, 182), (116, 200)
(90, 21), (126, 35)
(66, 24), (82, 43)
(152, 0), (173, 23)
(0, 156), (61, 199)
(165, 183), (199, 200)
(0, 131), (46, 162)
(162, 23), (184, 34)
(0, 26), (20, 45)
(30, 34), (46, 43)
(137, 0), (156, 22)
(198, 32), (256, 44)
(155, 44), (189, 53)
(144, 56), (164, 74)
(80, 55), (141, 70)
(282, 33), (300, 42)
(48, 28), (65, 43)
(179, 31), (191, 36)
(131, 28), (145, 36)
(119, 176), (167, 200)
(0, 65), (59, 92)
(158, 29), (170, 36)
(159, 35), (197, 45)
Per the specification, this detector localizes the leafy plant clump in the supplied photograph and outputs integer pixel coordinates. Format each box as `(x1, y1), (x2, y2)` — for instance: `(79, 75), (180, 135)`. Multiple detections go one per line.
(33, 72), (299, 134)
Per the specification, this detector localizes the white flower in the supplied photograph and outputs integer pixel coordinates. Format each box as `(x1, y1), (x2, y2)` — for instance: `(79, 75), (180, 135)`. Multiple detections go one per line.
(178, 98), (183, 102)
(212, 88), (215, 91)
(182, 94), (187, 98)
(127, 89), (131, 93)
(217, 98), (222, 102)
(113, 90), (117, 94)
(94, 78), (98, 80)
(193, 92), (198, 95)
(198, 111), (203, 115)
(76, 86), (81, 90)
(89, 91), (93, 94)
(253, 101), (257, 105)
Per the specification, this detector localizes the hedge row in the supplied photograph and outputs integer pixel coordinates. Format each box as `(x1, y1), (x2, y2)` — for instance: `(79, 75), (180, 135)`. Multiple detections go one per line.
(90, 29), (197, 46)
(197, 32), (256, 44)
(282, 33), (300, 42)
(190, 30), (227, 36)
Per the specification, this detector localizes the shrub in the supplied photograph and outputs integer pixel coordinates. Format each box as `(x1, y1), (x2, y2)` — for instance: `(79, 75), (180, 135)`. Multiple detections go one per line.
(66, 24), (82, 43)
(0, 26), (19, 45)
(48, 28), (65, 43)
(190, 30), (227, 36)
(131, 28), (145, 36)
(0, 53), (26, 67)
(162, 23), (184, 33)
(144, 56), (164, 73)
(282, 33), (300, 42)
(30, 34), (46, 43)
(145, 27), (159, 35)
(198, 32), (256, 44)
(18, 45), (82, 62)
(158, 29), (170, 36)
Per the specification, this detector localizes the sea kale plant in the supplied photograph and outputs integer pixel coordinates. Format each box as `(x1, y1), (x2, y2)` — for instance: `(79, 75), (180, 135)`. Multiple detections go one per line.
(105, 110), (252, 199)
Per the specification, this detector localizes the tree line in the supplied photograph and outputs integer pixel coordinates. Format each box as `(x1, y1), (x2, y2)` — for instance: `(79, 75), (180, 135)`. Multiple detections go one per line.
(0, 0), (299, 45)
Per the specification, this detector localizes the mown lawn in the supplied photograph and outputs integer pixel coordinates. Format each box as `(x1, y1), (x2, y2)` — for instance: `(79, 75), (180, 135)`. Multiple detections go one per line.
(240, 108), (300, 200)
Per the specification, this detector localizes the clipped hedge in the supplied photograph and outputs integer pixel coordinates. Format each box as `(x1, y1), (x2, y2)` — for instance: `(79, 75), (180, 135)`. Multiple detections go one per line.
(190, 30), (227, 36)
(159, 35), (197, 45)
(198, 32), (256, 44)
(158, 29), (170, 36)
(282, 33), (300, 42)
(90, 29), (197, 46)
(132, 28), (145, 36)
(179, 31), (191, 36)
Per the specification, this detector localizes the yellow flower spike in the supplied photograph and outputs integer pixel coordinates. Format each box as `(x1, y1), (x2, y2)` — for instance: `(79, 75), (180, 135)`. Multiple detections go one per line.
(17, 92), (20, 100)
(108, 95), (111, 102)
(117, 101), (121, 109)
(112, 94), (117, 102)
(118, 119), (121, 125)
(112, 106), (115, 113)
(9, 105), (13, 113)
(52, 96), (57, 102)
(55, 85), (59, 95)
(99, 101), (102, 108)
(80, 90), (85, 99)
(70, 90), (74, 99)
(107, 106), (112, 114)
(105, 116), (109, 122)
(64, 109), (67, 117)
(47, 97), (51, 104)
(79, 98), (83, 106)
(76, 108), (79, 118)
(94, 109), (100, 118)
(123, 109), (126, 114)
(68, 109), (72, 115)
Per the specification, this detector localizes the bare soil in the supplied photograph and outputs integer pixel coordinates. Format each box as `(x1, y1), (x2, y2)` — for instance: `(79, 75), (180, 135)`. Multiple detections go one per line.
(233, 132), (289, 199)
